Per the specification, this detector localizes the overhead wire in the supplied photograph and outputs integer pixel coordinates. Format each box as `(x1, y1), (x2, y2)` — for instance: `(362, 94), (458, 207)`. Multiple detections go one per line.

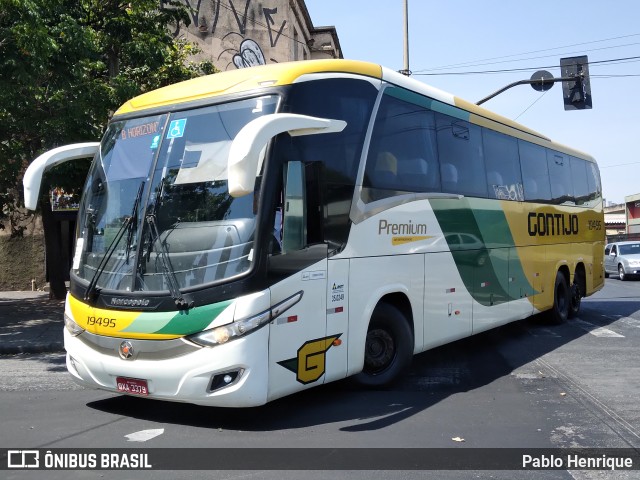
(415, 33), (640, 72)
(412, 55), (640, 76)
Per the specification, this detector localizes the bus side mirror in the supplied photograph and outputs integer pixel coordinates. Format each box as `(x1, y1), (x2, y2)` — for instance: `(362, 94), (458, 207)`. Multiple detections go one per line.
(227, 113), (346, 197)
(23, 143), (100, 210)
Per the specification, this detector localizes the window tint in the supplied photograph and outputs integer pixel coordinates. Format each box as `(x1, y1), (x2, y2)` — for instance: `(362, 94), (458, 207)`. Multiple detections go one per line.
(284, 78), (378, 249)
(482, 129), (523, 201)
(519, 141), (551, 201)
(570, 156), (591, 205)
(435, 113), (487, 197)
(284, 78), (377, 183)
(547, 151), (574, 204)
(363, 91), (440, 200)
(586, 161), (601, 200)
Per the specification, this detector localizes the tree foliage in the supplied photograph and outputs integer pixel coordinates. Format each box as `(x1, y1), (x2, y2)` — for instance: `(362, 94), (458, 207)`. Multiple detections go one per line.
(0, 0), (215, 236)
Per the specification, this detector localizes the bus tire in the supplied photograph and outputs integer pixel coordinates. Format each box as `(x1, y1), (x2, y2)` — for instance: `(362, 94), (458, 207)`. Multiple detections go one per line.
(568, 282), (581, 319)
(548, 271), (570, 324)
(353, 303), (413, 388)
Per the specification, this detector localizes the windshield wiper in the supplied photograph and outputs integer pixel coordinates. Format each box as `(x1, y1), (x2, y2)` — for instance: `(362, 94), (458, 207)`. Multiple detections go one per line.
(84, 181), (144, 303)
(145, 214), (192, 310)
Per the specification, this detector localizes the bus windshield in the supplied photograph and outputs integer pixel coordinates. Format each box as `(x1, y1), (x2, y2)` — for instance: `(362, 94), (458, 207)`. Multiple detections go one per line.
(74, 95), (278, 293)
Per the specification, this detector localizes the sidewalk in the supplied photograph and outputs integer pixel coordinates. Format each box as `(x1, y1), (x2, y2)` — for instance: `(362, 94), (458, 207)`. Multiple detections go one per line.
(0, 291), (65, 354)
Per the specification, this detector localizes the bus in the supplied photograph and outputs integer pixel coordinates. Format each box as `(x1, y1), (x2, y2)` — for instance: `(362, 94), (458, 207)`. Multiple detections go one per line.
(23, 59), (605, 407)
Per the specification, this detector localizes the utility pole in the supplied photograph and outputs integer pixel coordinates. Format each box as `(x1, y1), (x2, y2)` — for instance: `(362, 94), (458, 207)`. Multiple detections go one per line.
(399, 0), (411, 76)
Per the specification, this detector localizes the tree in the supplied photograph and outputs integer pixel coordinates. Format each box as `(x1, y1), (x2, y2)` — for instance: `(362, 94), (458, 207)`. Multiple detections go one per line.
(0, 0), (215, 296)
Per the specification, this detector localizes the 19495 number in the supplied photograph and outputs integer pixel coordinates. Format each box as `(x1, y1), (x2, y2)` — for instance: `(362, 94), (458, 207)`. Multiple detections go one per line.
(587, 220), (602, 231)
(87, 316), (117, 328)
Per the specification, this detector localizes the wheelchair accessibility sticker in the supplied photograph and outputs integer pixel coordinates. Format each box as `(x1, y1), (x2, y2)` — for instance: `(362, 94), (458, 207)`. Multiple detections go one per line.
(166, 119), (187, 139)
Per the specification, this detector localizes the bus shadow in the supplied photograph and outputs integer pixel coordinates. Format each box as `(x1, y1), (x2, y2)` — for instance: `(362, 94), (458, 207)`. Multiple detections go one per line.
(86, 295), (640, 433)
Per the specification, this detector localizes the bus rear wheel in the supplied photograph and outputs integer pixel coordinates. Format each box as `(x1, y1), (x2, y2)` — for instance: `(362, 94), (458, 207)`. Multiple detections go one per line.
(353, 303), (413, 387)
(548, 271), (570, 324)
(568, 282), (581, 318)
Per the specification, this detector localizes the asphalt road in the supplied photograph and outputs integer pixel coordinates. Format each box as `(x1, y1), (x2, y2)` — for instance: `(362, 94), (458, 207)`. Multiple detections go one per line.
(1, 278), (639, 480)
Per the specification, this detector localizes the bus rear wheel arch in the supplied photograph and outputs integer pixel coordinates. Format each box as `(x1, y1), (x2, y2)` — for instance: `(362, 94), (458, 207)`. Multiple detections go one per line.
(353, 302), (414, 387)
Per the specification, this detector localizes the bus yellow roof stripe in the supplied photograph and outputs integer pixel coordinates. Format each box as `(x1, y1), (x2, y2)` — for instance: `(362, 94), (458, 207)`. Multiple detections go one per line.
(115, 60), (382, 116)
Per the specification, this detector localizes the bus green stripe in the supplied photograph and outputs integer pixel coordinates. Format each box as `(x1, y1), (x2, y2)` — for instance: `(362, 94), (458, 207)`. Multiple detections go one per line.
(430, 198), (536, 306)
(121, 300), (233, 336)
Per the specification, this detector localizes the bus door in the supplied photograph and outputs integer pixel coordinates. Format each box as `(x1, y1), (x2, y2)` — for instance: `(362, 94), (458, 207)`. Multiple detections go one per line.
(267, 161), (329, 401)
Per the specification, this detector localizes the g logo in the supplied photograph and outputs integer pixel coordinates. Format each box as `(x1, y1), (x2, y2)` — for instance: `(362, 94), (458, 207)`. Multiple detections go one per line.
(278, 334), (341, 384)
(119, 340), (134, 360)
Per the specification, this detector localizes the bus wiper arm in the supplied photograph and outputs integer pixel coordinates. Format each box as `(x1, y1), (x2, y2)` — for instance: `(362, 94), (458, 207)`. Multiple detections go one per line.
(124, 182), (145, 265)
(84, 215), (132, 302)
(84, 181), (144, 303)
(145, 214), (193, 310)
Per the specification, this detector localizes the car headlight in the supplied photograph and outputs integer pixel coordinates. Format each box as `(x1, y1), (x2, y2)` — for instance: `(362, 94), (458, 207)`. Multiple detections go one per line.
(64, 313), (85, 336)
(187, 291), (303, 348)
(188, 309), (271, 347)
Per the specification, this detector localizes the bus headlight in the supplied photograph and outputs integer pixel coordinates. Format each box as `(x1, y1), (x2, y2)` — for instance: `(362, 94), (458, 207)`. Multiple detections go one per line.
(64, 313), (85, 336)
(188, 309), (271, 347)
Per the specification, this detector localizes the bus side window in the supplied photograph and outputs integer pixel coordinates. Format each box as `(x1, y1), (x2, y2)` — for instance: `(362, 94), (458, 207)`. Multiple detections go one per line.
(547, 151), (575, 205)
(519, 141), (552, 202)
(281, 161), (306, 253)
(268, 161), (328, 276)
(435, 114), (487, 198)
(482, 128), (523, 201)
(363, 90), (439, 200)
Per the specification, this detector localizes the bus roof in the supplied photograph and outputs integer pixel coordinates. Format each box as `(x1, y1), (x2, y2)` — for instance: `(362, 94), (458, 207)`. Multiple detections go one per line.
(114, 59), (594, 162)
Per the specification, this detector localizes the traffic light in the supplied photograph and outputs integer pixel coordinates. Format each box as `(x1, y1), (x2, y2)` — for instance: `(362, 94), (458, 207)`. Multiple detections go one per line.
(560, 56), (592, 110)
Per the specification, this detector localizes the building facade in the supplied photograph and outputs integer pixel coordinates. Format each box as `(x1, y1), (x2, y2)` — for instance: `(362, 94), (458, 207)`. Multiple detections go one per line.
(170, 0), (342, 72)
(625, 193), (640, 235)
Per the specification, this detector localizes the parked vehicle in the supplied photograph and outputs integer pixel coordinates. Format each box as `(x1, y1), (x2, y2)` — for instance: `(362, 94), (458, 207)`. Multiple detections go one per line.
(604, 241), (640, 280)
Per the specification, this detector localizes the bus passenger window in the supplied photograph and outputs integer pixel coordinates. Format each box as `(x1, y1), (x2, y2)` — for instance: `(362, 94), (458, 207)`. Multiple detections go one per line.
(547, 151), (574, 205)
(519, 141), (551, 202)
(482, 128), (523, 201)
(435, 114), (486, 198)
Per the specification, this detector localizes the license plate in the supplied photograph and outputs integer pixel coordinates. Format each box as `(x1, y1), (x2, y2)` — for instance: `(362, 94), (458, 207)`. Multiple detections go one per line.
(116, 377), (148, 396)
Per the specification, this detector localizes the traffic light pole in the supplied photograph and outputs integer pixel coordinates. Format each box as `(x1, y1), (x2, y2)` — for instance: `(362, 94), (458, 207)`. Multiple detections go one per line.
(476, 75), (582, 106)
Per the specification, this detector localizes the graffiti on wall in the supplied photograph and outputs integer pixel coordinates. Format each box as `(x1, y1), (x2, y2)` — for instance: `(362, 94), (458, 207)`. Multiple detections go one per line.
(172, 0), (289, 70)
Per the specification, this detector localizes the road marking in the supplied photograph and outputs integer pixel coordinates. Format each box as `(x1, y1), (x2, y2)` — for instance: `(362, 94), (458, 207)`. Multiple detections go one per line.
(574, 319), (624, 338)
(618, 317), (640, 328)
(124, 428), (164, 442)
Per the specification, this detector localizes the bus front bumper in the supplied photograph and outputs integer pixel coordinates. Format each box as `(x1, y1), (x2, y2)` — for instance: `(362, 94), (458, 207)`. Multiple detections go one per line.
(63, 326), (270, 408)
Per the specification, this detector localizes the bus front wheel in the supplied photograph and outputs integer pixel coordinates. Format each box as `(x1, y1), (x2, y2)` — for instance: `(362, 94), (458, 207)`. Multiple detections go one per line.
(548, 271), (570, 324)
(353, 303), (413, 387)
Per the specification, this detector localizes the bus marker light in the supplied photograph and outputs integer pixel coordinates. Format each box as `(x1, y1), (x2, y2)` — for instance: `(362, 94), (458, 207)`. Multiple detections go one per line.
(333, 339), (342, 346)
(445, 288), (455, 294)
(454, 310), (461, 315)
(287, 316), (298, 323)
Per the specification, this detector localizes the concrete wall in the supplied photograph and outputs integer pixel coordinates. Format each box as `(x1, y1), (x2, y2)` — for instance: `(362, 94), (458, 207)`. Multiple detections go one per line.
(171, 0), (341, 72)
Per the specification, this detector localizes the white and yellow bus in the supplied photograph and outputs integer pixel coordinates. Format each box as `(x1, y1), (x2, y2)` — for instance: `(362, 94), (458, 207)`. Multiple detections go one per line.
(24, 59), (605, 407)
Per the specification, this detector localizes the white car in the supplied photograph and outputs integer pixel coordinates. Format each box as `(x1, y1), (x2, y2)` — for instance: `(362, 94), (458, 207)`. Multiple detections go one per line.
(604, 241), (640, 280)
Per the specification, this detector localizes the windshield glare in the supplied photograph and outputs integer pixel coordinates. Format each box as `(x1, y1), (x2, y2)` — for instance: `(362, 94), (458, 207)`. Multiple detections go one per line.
(75, 95), (278, 293)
